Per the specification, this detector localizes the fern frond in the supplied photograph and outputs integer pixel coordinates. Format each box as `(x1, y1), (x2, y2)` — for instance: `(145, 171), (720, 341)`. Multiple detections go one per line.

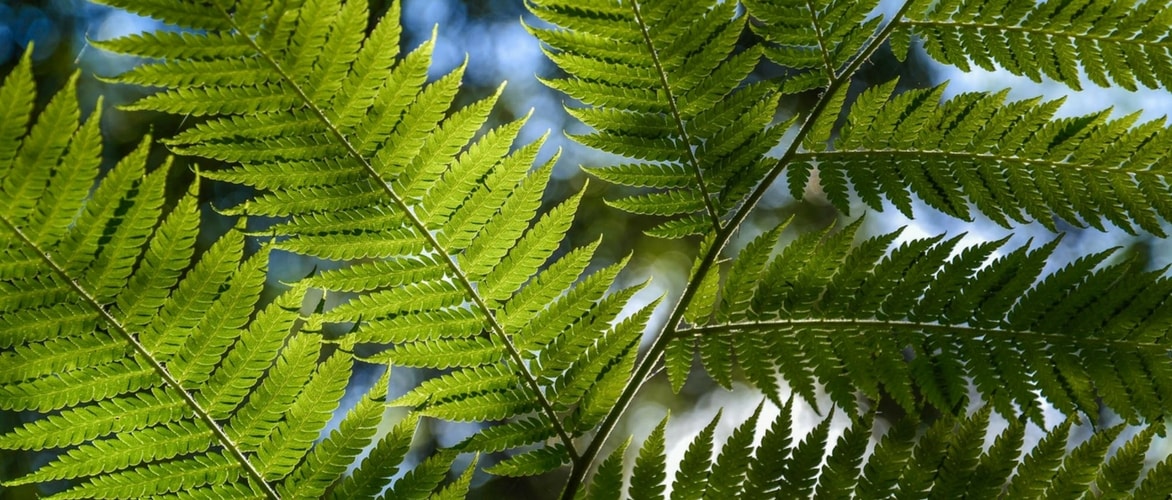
(675, 218), (1172, 423)
(585, 405), (1172, 499)
(893, 0), (1172, 92)
(793, 79), (1172, 234)
(743, 0), (884, 93)
(0, 48), (414, 499)
(529, 0), (791, 238)
(97, 0), (646, 477)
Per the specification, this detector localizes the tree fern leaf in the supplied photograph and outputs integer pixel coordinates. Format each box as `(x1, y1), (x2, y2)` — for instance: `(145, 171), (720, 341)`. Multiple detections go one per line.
(955, 417), (1022, 498)
(1004, 418), (1074, 498)
(330, 0), (401, 129)
(0, 388), (187, 450)
(353, 39), (447, 155)
(854, 418), (915, 499)
(112, 57), (279, 89)
(113, 190), (200, 332)
(459, 162), (553, 279)
(893, 413), (951, 497)
(220, 333), (319, 447)
(742, 398), (792, 498)
(0, 50), (35, 174)
(305, 0), (367, 104)
(91, 0), (233, 30)
(254, 353), (353, 479)
(1134, 453), (1172, 499)
(501, 238), (600, 333)
(459, 416), (557, 454)
(2, 76), (79, 221)
(56, 150), (142, 280)
(279, 372), (389, 499)
(322, 279), (463, 323)
(812, 412), (868, 499)
(349, 308), (482, 345)
(142, 230), (245, 357)
(26, 101), (102, 247)
(928, 405), (992, 498)
(532, 0), (780, 234)
(266, 207), (407, 237)
(123, 83), (301, 116)
(328, 413), (419, 500)
(92, 30), (256, 59)
(370, 337), (504, 369)
(588, 162), (693, 189)
(536, 283), (644, 385)
(698, 328), (735, 390)
(644, 214), (714, 239)
(664, 335), (694, 394)
(684, 233), (721, 325)
(0, 353), (155, 413)
(0, 331), (128, 386)
(747, 0), (882, 90)
(421, 388), (538, 422)
(1097, 425), (1158, 495)
(802, 80), (1172, 232)
(164, 482), (268, 500)
(8, 419), (213, 485)
(166, 249), (268, 386)
(570, 303), (651, 431)
(481, 188), (585, 303)
(0, 299), (94, 346)
(488, 445), (572, 478)
(902, 0), (1172, 91)
(82, 165), (167, 303)
(431, 456), (478, 500)
(586, 437), (629, 500)
(720, 223), (785, 323)
(629, 416), (668, 499)
(420, 116), (531, 228)
(197, 155), (362, 190)
(672, 412), (719, 500)
(607, 190), (707, 217)
(703, 405), (760, 499)
(390, 363), (518, 408)
(679, 217), (1172, 420)
(399, 87), (506, 201)
(781, 411), (829, 497)
(68, 3), (1172, 499)
(1041, 423), (1123, 496)
(453, 148), (548, 239)
(515, 256), (629, 352)
(47, 452), (243, 499)
(306, 255), (446, 293)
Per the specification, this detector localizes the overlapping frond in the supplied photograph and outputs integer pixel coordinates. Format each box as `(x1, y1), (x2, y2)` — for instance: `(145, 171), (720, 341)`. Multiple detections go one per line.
(672, 218), (1172, 424)
(585, 404), (1172, 499)
(742, 0), (883, 93)
(893, 0), (1172, 91)
(790, 78), (1172, 234)
(528, 0), (791, 238)
(0, 50), (419, 498)
(96, 0), (645, 477)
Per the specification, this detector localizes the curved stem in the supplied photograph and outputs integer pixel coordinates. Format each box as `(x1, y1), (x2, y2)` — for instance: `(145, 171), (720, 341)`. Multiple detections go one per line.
(559, 2), (918, 497)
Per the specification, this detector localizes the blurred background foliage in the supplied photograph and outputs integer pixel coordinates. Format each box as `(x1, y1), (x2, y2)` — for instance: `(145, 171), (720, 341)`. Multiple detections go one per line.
(2, 0), (1171, 498)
